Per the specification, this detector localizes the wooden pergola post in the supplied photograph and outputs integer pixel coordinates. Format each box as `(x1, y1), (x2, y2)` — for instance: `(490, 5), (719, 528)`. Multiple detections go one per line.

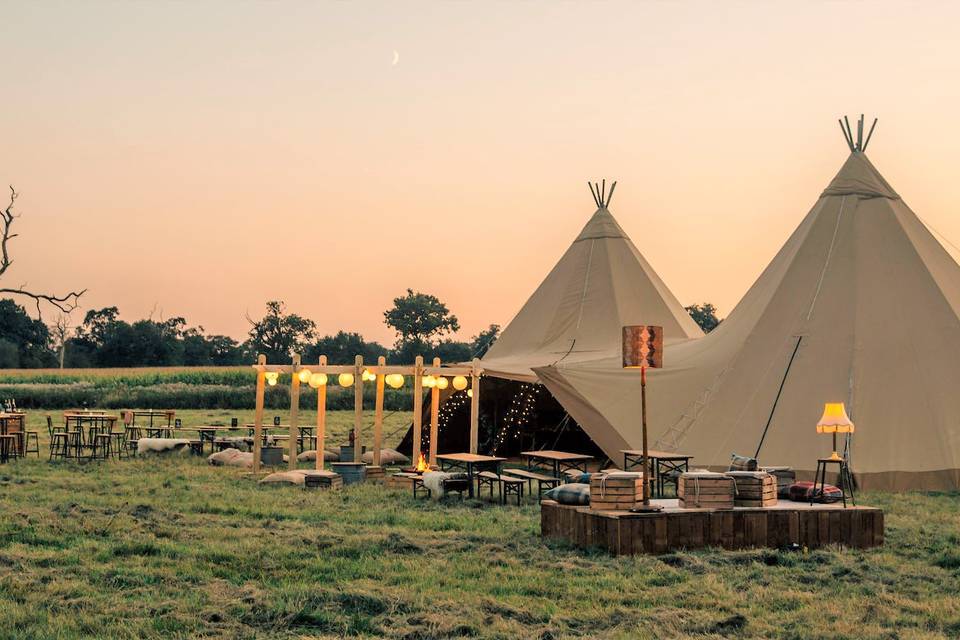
(316, 355), (327, 471)
(252, 354), (266, 475)
(412, 355), (424, 462)
(469, 358), (481, 454)
(353, 355), (363, 463)
(429, 357), (441, 466)
(373, 355), (385, 467)
(288, 354), (301, 471)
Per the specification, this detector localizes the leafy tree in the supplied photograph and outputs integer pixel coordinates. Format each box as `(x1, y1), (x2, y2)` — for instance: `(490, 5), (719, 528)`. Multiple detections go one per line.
(470, 324), (500, 357)
(685, 303), (721, 333)
(246, 300), (316, 363)
(383, 289), (460, 362)
(0, 299), (55, 367)
(304, 331), (388, 365)
(434, 339), (473, 364)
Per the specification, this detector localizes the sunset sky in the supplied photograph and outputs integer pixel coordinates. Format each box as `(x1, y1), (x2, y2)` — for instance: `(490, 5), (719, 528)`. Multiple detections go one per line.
(4, 1), (960, 346)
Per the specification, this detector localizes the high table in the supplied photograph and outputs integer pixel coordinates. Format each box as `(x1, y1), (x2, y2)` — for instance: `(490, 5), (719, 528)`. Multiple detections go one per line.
(436, 453), (506, 498)
(0, 413), (25, 460)
(521, 450), (593, 480)
(621, 449), (693, 498)
(133, 410), (175, 437)
(64, 413), (119, 458)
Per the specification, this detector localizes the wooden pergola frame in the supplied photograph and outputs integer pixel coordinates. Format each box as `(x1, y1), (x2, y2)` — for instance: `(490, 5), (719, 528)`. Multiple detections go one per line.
(250, 354), (483, 474)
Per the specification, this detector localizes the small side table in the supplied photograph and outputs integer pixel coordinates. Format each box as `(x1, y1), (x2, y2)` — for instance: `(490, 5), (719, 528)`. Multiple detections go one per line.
(812, 457), (855, 508)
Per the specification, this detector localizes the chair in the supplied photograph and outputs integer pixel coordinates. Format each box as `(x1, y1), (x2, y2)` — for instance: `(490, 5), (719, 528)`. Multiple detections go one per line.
(47, 416), (68, 461)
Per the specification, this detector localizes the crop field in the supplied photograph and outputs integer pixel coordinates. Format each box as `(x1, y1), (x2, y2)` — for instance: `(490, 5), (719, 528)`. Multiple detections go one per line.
(0, 410), (958, 639)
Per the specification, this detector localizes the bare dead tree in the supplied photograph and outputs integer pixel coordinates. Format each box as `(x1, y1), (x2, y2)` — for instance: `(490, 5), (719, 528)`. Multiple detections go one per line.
(51, 312), (72, 369)
(0, 186), (86, 318)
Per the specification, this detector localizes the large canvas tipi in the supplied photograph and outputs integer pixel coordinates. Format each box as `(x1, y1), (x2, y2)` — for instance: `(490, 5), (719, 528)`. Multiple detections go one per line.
(536, 118), (960, 490)
(481, 181), (703, 381)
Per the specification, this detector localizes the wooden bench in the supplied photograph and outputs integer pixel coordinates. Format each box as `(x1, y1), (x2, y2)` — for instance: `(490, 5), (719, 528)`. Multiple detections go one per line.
(476, 471), (524, 505)
(502, 468), (561, 500)
(391, 472), (429, 499)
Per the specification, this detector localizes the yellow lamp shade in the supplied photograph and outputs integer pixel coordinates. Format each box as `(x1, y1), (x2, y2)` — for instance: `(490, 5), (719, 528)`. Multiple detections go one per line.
(816, 402), (855, 434)
(436, 376), (449, 390)
(338, 373), (355, 387)
(452, 375), (468, 391)
(308, 373), (327, 389)
(422, 375), (436, 388)
(297, 369), (312, 383)
(385, 373), (404, 389)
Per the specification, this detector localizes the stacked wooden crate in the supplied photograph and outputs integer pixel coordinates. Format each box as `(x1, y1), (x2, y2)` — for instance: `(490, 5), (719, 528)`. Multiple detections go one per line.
(589, 472), (644, 511)
(678, 472), (734, 509)
(364, 465), (385, 483)
(726, 471), (778, 507)
(302, 470), (343, 490)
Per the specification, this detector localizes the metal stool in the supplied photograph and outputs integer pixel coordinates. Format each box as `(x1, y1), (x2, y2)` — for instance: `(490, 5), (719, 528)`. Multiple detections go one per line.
(24, 431), (40, 457)
(811, 457), (855, 508)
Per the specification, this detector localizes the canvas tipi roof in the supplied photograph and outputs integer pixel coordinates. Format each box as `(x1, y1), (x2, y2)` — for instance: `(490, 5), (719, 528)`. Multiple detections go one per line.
(536, 119), (960, 491)
(481, 181), (703, 381)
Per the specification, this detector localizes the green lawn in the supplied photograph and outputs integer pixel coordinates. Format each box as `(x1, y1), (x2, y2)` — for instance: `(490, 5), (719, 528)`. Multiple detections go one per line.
(1, 412), (959, 639)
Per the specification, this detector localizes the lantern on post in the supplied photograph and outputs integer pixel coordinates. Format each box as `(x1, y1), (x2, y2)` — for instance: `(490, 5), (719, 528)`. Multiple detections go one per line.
(622, 325), (664, 511)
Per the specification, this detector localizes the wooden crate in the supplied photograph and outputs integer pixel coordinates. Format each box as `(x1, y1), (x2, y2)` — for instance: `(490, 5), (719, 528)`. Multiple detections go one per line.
(726, 471), (778, 507)
(678, 472), (734, 509)
(590, 472), (644, 511)
(302, 471), (343, 490)
(365, 465), (385, 483)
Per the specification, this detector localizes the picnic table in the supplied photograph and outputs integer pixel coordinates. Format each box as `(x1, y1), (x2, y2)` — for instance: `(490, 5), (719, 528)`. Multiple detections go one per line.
(0, 413), (25, 461)
(175, 426), (244, 452)
(521, 450), (593, 479)
(621, 449), (693, 498)
(132, 410), (175, 437)
(436, 453), (506, 498)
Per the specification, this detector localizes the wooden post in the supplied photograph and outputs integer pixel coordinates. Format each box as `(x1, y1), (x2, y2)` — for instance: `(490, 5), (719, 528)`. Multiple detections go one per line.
(353, 355), (363, 463)
(429, 357), (441, 466)
(641, 365), (650, 506)
(412, 355), (424, 462)
(316, 355), (327, 471)
(469, 358), (480, 454)
(252, 354), (266, 475)
(288, 354), (301, 471)
(373, 355), (385, 467)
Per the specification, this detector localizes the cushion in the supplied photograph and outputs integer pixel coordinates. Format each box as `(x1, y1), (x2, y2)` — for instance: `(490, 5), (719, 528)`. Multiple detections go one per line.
(259, 470), (311, 485)
(208, 449), (254, 468)
(729, 453), (759, 471)
(296, 449), (340, 463)
(360, 449), (410, 465)
(564, 471), (594, 484)
(544, 483), (591, 506)
(787, 480), (843, 503)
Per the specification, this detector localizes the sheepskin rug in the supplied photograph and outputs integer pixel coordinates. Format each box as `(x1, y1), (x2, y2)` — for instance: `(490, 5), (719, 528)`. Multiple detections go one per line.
(137, 438), (192, 456)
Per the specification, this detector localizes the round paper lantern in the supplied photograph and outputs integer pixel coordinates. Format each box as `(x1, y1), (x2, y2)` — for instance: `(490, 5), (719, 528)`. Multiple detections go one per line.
(308, 373), (327, 389)
(422, 375), (436, 388)
(467, 389), (473, 398)
(297, 369), (312, 383)
(385, 373), (404, 389)
(452, 375), (468, 391)
(265, 372), (279, 386)
(362, 369), (376, 382)
(436, 376), (449, 390)
(338, 373), (355, 387)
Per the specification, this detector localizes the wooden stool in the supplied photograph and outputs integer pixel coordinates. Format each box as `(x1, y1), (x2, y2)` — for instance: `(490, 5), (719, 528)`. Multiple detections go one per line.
(0, 434), (16, 463)
(812, 457), (855, 508)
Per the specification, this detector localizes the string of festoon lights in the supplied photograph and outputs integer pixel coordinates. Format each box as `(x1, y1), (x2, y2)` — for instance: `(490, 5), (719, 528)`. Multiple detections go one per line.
(421, 388), (471, 450)
(493, 383), (540, 453)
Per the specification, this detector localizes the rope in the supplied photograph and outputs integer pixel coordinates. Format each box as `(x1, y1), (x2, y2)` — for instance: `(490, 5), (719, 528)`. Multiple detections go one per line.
(807, 196), (847, 321)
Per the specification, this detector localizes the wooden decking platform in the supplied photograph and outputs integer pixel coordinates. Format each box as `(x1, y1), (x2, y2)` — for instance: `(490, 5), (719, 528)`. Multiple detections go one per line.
(541, 499), (883, 555)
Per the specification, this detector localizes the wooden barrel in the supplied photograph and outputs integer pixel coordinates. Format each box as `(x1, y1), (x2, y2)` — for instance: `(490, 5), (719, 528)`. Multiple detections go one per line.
(331, 462), (367, 485)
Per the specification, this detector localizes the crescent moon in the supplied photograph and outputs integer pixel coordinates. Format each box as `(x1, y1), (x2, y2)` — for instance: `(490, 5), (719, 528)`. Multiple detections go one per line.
(391, 50), (399, 66)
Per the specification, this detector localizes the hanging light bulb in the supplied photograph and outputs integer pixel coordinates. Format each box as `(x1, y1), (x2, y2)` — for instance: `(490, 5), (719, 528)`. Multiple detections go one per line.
(338, 373), (354, 387)
(385, 373), (404, 389)
(452, 375), (468, 391)
(297, 369), (312, 383)
(265, 371), (279, 386)
(308, 373), (327, 389)
(422, 375), (436, 388)
(436, 376), (449, 390)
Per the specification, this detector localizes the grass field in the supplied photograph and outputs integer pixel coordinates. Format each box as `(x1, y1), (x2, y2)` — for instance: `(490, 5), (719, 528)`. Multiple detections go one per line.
(1, 411), (960, 639)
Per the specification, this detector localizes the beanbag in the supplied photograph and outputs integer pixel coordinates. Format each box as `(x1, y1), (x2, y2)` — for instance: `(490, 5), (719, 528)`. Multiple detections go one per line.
(360, 449), (410, 465)
(296, 449), (340, 463)
(259, 470), (311, 485)
(787, 480), (842, 503)
(544, 483), (591, 506)
(208, 449), (254, 468)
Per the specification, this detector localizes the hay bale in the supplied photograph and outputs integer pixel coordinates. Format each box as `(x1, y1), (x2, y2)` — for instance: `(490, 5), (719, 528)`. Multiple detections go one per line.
(360, 449), (410, 466)
(137, 438), (192, 456)
(296, 449), (340, 463)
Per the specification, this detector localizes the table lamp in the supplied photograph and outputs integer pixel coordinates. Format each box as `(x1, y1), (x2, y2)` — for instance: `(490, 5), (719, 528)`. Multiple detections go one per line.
(816, 402), (855, 461)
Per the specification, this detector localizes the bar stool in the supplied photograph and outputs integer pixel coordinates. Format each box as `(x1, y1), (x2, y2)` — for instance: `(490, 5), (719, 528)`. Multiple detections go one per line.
(47, 416), (68, 460)
(0, 434), (16, 463)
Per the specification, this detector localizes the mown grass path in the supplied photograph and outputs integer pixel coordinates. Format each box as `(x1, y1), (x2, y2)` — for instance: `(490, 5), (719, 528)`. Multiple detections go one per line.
(1, 426), (959, 638)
